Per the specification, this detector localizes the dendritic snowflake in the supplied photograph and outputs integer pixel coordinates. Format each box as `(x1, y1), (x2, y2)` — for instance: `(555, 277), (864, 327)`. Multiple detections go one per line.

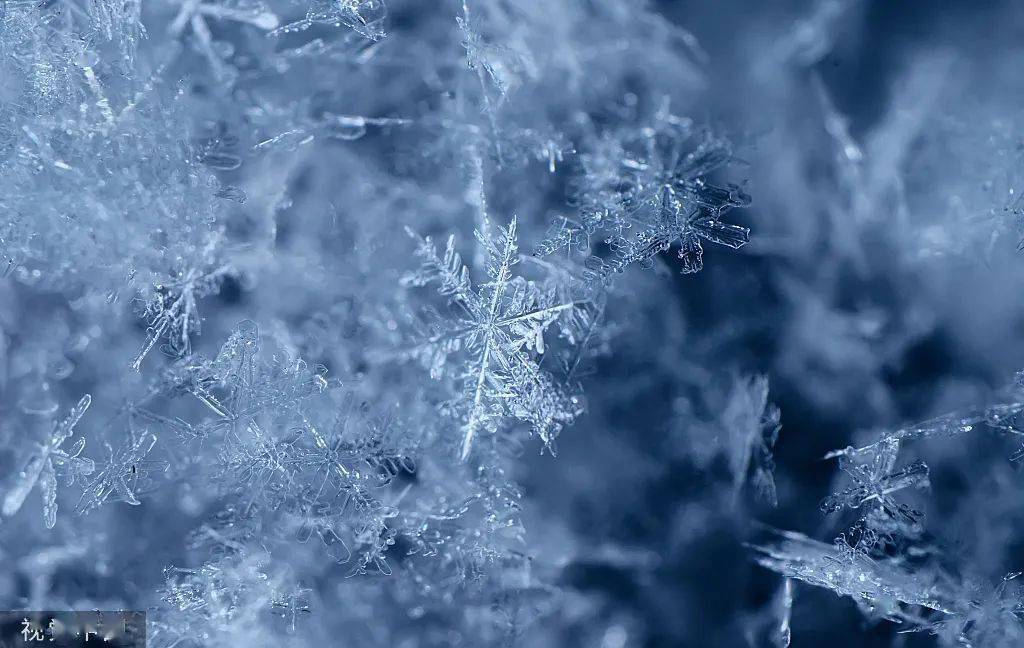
(3, 395), (96, 529)
(540, 111), (752, 276)
(403, 217), (591, 460)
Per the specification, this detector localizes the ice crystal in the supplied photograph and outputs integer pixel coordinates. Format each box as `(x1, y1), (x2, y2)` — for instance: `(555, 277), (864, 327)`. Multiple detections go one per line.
(131, 263), (233, 371)
(76, 429), (166, 514)
(749, 526), (960, 622)
(403, 218), (590, 459)
(2, 396), (95, 528)
(821, 437), (929, 531)
(540, 112), (752, 276)
(6, 0), (1024, 645)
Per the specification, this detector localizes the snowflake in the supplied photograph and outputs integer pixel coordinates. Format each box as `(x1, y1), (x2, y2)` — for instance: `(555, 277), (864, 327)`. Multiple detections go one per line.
(2, 395), (96, 528)
(131, 262), (233, 372)
(77, 429), (167, 514)
(403, 217), (588, 460)
(541, 112), (752, 275)
(157, 321), (329, 439)
(821, 437), (930, 529)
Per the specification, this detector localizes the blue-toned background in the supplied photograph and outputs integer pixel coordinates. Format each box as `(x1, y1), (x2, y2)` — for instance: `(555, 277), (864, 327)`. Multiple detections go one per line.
(1, 0), (1023, 646)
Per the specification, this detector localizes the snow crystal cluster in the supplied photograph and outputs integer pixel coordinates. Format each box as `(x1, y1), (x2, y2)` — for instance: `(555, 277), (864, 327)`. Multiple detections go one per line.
(2, 1), (1024, 646)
